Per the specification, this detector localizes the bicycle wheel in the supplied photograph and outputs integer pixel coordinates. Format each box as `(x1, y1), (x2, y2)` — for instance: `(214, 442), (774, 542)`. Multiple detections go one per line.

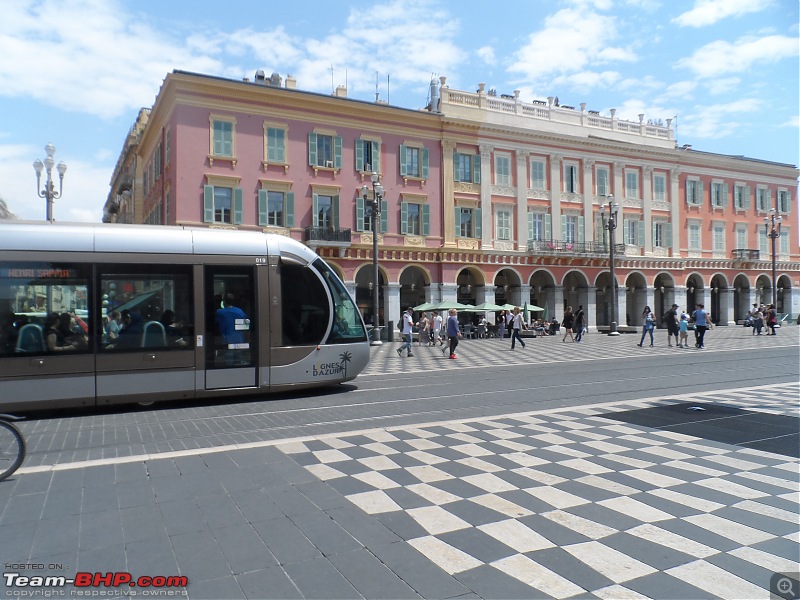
(0, 420), (25, 481)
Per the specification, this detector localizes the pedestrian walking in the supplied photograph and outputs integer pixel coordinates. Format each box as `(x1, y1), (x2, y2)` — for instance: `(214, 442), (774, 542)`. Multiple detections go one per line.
(678, 313), (689, 348)
(442, 308), (461, 359)
(692, 303), (709, 348)
(397, 307), (415, 357)
(766, 304), (778, 335)
(431, 311), (443, 346)
(497, 310), (506, 339)
(510, 306), (527, 350)
(637, 306), (655, 347)
(664, 303), (679, 347)
(417, 312), (429, 347)
(574, 305), (585, 342)
(562, 307), (575, 342)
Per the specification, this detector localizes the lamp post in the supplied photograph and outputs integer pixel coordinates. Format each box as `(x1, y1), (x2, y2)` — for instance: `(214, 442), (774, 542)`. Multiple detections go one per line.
(33, 143), (67, 223)
(764, 208), (782, 307)
(600, 195), (620, 336)
(361, 172), (384, 346)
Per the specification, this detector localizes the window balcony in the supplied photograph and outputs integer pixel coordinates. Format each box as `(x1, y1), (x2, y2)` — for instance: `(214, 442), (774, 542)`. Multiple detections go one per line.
(731, 249), (760, 261)
(304, 226), (352, 252)
(527, 239), (625, 256)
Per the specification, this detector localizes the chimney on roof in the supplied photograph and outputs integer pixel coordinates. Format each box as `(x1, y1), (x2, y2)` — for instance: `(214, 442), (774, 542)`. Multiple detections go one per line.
(270, 72), (282, 87)
(285, 75), (296, 89)
(254, 70), (266, 84)
(334, 85), (347, 98)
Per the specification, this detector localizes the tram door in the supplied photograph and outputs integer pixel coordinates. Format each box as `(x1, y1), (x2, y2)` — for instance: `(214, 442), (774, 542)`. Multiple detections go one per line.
(204, 266), (257, 390)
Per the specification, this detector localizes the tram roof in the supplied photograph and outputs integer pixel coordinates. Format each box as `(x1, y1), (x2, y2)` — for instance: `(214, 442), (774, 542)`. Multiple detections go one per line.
(0, 221), (319, 263)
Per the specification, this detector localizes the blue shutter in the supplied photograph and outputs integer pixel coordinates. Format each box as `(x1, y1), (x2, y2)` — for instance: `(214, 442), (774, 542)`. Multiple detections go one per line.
(380, 200), (388, 233)
(399, 145), (407, 177)
(356, 197), (365, 232)
(400, 202), (408, 235)
(722, 183), (729, 208)
(474, 209), (482, 238)
(638, 220), (645, 247)
(333, 136), (342, 169)
(697, 181), (704, 206)
(422, 204), (430, 236)
(527, 211), (534, 239)
(312, 193), (319, 227)
(333, 194), (339, 228)
(308, 133), (317, 166)
(473, 155), (481, 184)
(421, 147), (429, 179)
(454, 207), (461, 234)
(258, 190), (267, 226)
(371, 141), (380, 173)
(544, 214), (551, 239)
(203, 185), (214, 223)
(578, 216), (585, 242)
(666, 223), (673, 248)
(285, 192), (294, 227)
(744, 186), (751, 210)
(233, 188), (243, 224)
(355, 140), (364, 172)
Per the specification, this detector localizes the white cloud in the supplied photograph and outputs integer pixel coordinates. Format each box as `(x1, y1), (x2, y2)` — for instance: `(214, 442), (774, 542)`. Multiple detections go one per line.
(680, 98), (761, 139)
(661, 80), (698, 101)
(508, 8), (633, 83)
(676, 35), (799, 77)
(672, 0), (774, 27)
(477, 46), (497, 66)
(552, 71), (623, 93)
(703, 77), (742, 95)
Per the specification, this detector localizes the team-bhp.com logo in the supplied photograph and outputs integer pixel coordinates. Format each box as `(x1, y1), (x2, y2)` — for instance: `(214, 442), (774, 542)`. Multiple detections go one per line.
(4, 572), (188, 595)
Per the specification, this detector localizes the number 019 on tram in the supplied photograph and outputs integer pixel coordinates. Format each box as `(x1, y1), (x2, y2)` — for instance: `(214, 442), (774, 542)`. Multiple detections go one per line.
(0, 222), (370, 411)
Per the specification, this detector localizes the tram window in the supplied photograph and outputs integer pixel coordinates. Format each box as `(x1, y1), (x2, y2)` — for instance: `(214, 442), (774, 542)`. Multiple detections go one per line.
(313, 259), (367, 344)
(0, 262), (92, 357)
(99, 265), (193, 351)
(280, 258), (330, 346)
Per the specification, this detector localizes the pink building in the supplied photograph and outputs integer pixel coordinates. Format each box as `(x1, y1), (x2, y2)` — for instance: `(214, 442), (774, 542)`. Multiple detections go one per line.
(106, 71), (800, 332)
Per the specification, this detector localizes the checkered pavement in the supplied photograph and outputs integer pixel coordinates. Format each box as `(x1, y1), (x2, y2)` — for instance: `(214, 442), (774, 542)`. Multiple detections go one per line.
(280, 382), (800, 598)
(365, 326), (800, 375)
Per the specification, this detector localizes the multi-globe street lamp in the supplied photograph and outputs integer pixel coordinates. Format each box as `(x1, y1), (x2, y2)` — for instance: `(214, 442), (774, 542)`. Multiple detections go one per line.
(361, 172), (384, 346)
(600, 195), (620, 336)
(33, 143), (67, 223)
(764, 208), (782, 308)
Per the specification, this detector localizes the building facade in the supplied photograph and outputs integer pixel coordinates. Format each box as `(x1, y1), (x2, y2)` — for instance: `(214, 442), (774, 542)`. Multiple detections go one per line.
(106, 70), (799, 331)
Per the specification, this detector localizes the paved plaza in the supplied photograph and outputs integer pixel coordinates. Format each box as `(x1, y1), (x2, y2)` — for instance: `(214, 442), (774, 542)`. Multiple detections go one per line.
(0, 327), (798, 599)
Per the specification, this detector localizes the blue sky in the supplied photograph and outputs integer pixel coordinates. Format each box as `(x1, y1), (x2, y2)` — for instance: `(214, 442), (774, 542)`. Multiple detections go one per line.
(0, 0), (797, 222)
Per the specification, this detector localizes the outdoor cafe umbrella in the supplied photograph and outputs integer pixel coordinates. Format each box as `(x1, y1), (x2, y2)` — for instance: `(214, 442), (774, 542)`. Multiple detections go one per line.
(412, 302), (436, 312)
(468, 301), (506, 312)
(433, 300), (470, 311)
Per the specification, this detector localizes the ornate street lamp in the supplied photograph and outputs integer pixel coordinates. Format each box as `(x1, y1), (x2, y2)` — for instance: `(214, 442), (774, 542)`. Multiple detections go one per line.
(33, 143), (67, 223)
(600, 195), (620, 336)
(765, 208), (782, 307)
(361, 172), (384, 346)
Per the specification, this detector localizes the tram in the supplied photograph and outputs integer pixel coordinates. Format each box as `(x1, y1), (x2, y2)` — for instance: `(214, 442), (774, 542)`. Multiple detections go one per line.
(0, 222), (370, 412)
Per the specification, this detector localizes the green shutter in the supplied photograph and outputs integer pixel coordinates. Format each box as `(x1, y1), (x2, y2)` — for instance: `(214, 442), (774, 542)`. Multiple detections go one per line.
(744, 186), (751, 209)
(473, 155), (481, 184)
(474, 209), (482, 238)
(666, 223), (673, 248)
(400, 202), (408, 235)
(421, 147), (429, 179)
(685, 180), (691, 206)
(371, 141), (380, 173)
(308, 132), (317, 166)
(356, 197), (365, 232)
(722, 183), (729, 208)
(332, 194), (339, 228)
(285, 192), (294, 227)
(578, 216), (585, 242)
(333, 136), (342, 169)
(544, 214), (551, 239)
(652, 221), (657, 246)
(527, 211), (534, 239)
(233, 188), (243, 224)
(766, 189), (771, 210)
(561, 215), (567, 241)
(258, 190), (268, 226)
(623, 219), (631, 244)
(267, 128), (283, 162)
(454, 206), (461, 234)
(312, 193), (319, 227)
(697, 181), (704, 205)
(380, 200), (388, 233)
(399, 145), (407, 177)
(638, 220), (645, 247)
(203, 185), (214, 223)
(422, 204), (430, 236)
(355, 140), (364, 172)
(453, 151), (460, 181)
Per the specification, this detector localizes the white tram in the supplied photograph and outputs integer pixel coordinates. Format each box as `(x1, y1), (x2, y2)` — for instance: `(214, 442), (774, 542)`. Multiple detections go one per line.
(0, 222), (370, 411)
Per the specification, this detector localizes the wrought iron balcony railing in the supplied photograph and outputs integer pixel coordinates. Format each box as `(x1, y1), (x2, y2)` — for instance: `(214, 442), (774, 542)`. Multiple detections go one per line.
(304, 226), (352, 243)
(731, 249), (760, 261)
(527, 239), (625, 256)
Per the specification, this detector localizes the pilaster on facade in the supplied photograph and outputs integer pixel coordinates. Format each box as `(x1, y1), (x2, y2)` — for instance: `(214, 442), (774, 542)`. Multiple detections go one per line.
(479, 144), (493, 250)
(549, 154), (563, 240)
(516, 150), (530, 250)
(670, 169), (681, 253)
(642, 166), (653, 256)
(385, 283), (402, 328)
(613, 161), (625, 231)
(582, 159), (595, 243)
(440, 283), (459, 303)
(442, 140), (457, 247)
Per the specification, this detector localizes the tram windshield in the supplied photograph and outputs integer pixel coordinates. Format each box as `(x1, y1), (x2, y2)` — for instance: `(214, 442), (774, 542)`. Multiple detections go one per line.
(313, 259), (367, 344)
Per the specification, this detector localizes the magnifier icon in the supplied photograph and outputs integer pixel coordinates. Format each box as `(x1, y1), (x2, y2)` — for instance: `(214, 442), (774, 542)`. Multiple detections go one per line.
(777, 577), (796, 598)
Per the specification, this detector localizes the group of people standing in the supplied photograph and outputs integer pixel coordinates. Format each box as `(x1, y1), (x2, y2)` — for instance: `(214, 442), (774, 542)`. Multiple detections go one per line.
(397, 307), (460, 359)
(638, 303), (709, 349)
(746, 303), (779, 336)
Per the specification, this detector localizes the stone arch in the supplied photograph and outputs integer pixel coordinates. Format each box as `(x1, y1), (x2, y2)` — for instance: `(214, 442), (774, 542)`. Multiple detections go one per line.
(733, 273), (751, 322)
(776, 274), (792, 314)
(561, 270), (590, 316)
(625, 271), (648, 325)
(709, 273), (730, 325)
(354, 264), (389, 327)
(594, 270), (620, 327)
(685, 272), (705, 312)
(399, 265), (430, 310)
(530, 270), (558, 320)
(493, 267), (524, 306)
(455, 267), (486, 306)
